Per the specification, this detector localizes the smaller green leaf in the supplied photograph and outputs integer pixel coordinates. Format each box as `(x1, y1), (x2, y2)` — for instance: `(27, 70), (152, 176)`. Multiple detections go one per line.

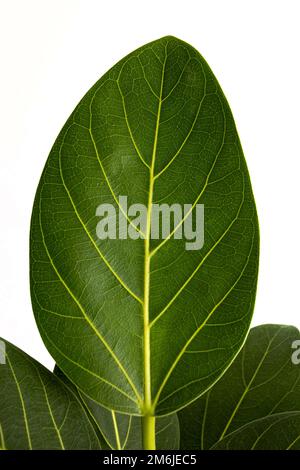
(55, 366), (179, 449)
(212, 412), (300, 450)
(178, 324), (300, 450)
(0, 338), (101, 450)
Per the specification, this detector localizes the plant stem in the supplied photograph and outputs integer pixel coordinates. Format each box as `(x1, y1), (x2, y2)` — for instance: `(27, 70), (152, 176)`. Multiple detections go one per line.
(142, 415), (156, 450)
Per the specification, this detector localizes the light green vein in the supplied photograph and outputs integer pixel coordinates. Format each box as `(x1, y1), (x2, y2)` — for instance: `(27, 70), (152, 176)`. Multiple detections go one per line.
(250, 356), (292, 391)
(150, 91), (226, 259)
(58, 139), (143, 305)
(158, 357), (239, 411)
(111, 411), (121, 450)
(116, 62), (150, 170)
(201, 390), (211, 450)
(39, 321), (137, 406)
(142, 45), (167, 417)
(58, 402), (71, 432)
(6, 354), (32, 450)
(241, 340), (247, 387)
(39, 307), (84, 320)
(161, 56), (192, 103)
(76, 392), (115, 450)
(250, 421), (278, 450)
(36, 369), (65, 450)
(36, 213), (142, 405)
(137, 56), (160, 100)
(0, 424), (6, 450)
(87, 100), (146, 239)
(249, 414), (291, 450)
(269, 375), (300, 414)
(52, 373), (101, 449)
(219, 329), (281, 441)
(150, 185), (244, 329)
(121, 415), (132, 450)
(286, 431), (300, 450)
(153, 60), (207, 180)
(152, 233), (254, 410)
(156, 420), (172, 435)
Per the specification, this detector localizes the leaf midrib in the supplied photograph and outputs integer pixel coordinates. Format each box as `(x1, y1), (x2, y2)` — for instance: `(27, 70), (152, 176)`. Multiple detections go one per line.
(142, 45), (167, 415)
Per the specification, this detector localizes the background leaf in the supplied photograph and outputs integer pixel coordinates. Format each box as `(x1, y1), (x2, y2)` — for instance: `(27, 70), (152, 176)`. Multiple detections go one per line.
(178, 324), (300, 449)
(0, 339), (101, 450)
(30, 35), (259, 416)
(212, 412), (300, 450)
(55, 366), (179, 449)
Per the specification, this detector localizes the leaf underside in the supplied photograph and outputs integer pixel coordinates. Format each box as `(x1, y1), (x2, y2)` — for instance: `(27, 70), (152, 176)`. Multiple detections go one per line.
(178, 324), (300, 449)
(213, 412), (300, 450)
(0, 339), (101, 450)
(30, 36), (259, 416)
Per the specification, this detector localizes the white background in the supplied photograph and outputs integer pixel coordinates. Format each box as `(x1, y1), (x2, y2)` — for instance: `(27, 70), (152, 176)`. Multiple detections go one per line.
(0, 0), (299, 370)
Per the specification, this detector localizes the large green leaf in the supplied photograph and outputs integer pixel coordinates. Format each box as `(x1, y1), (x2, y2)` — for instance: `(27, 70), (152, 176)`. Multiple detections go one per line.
(54, 366), (179, 449)
(212, 412), (300, 450)
(0, 338), (101, 450)
(178, 324), (300, 449)
(30, 36), (259, 416)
